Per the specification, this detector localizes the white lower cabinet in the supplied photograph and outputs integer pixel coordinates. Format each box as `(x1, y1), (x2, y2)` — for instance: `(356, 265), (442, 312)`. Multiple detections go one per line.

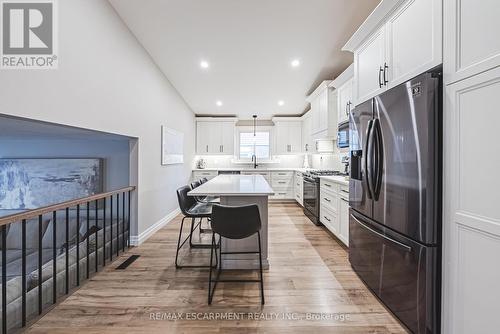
(294, 171), (303, 206)
(338, 188), (349, 247)
(320, 178), (349, 247)
(270, 171), (294, 200)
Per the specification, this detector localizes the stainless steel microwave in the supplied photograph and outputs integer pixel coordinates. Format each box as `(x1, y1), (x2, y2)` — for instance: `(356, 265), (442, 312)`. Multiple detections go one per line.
(337, 121), (349, 148)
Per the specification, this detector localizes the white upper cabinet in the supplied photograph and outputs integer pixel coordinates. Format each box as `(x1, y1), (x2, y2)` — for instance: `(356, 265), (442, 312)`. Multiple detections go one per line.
(196, 121), (212, 154)
(444, 0), (500, 84)
(196, 118), (236, 155)
(344, 0), (443, 106)
(306, 81), (337, 139)
(354, 26), (387, 104)
(273, 118), (302, 154)
(337, 78), (353, 124)
(386, 0), (442, 88)
(301, 111), (315, 153)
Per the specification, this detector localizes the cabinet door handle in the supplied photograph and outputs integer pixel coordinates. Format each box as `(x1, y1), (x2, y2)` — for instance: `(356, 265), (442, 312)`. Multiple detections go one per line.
(324, 183), (332, 187)
(305, 143), (309, 152)
(341, 198), (349, 203)
(206, 145), (208, 152)
(378, 66), (383, 88)
(323, 216), (331, 222)
(341, 189), (349, 193)
(324, 198), (331, 202)
(383, 62), (389, 85)
(278, 181), (286, 184)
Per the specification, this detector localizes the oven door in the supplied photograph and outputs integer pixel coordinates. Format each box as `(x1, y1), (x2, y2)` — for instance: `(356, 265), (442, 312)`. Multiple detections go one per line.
(303, 176), (320, 224)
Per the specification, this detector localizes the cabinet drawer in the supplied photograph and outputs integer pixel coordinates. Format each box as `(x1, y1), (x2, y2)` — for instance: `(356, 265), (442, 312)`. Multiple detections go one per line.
(320, 190), (338, 213)
(272, 178), (293, 188)
(271, 189), (293, 200)
(320, 179), (339, 194)
(320, 206), (338, 234)
(339, 185), (349, 197)
(272, 171), (294, 179)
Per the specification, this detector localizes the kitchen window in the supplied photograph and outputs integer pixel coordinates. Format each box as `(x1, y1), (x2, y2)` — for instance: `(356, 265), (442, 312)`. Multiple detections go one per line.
(239, 131), (270, 160)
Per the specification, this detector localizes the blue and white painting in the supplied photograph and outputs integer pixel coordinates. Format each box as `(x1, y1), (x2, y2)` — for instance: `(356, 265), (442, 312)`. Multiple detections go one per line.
(0, 159), (102, 209)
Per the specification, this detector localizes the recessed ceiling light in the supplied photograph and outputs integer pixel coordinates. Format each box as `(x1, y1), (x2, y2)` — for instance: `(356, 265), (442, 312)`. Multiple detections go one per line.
(278, 100), (285, 106)
(200, 60), (210, 69)
(216, 100), (223, 107)
(291, 59), (300, 67)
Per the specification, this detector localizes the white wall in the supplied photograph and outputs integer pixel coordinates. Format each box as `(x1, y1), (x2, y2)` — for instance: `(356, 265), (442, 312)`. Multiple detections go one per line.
(0, 0), (196, 240)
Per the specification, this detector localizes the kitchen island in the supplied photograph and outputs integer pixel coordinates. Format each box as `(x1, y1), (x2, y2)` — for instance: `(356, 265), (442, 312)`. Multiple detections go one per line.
(188, 174), (274, 269)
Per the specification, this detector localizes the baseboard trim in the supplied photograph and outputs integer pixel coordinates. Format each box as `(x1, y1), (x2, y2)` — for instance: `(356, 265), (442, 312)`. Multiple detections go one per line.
(130, 208), (180, 246)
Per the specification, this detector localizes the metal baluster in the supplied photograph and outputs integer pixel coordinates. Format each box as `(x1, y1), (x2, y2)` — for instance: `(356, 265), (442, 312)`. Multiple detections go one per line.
(86, 202), (90, 279)
(103, 198), (106, 266)
(52, 211), (57, 303)
(116, 193), (120, 257)
(95, 200), (98, 273)
(122, 193), (125, 252)
(128, 191), (131, 248)
(38, 215), (43, 314)
(110, 195), (113, 261)
(2, 224), (7, 334)
(65, 208), (69, 294)
(76, 205), (80, 286)
(21, 219), (26, 327)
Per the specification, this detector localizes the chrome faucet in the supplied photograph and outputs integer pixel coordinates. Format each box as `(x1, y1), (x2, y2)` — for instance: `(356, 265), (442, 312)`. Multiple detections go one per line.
(251, 154), (258, 169)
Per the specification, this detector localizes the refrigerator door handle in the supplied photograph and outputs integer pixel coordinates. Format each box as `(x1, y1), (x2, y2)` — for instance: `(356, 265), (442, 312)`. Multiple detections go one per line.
(351, 214), (412, 252)
(365, 119), (375, 199)
(373, 118), (384, 200)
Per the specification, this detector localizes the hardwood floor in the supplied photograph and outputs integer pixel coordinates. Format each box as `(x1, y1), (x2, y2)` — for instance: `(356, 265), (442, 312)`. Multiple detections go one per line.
(26, 203), (407, 334)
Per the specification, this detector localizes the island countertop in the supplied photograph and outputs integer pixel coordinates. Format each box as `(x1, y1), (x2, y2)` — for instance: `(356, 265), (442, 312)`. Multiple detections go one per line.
(188, 174), (274, 196)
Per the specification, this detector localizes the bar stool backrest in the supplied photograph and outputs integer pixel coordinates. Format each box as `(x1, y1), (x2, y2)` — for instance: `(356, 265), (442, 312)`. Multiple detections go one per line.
(200, 177), (208, 184)
(211, 204), (261, 239)
(191, 180), (202, 189)
(176, 185), (197, 216)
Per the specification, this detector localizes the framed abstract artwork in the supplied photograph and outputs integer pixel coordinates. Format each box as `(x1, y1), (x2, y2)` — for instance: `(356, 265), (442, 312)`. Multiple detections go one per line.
(0, 158), (103, 210)
(161, 126), (184, 165)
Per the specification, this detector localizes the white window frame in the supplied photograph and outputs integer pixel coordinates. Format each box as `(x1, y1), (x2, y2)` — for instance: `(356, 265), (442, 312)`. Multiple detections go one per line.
(235, 126), (274, 162)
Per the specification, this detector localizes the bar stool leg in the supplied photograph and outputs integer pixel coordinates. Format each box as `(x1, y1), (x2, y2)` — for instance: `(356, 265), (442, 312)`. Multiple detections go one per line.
(175, 217), (187, 268)
(258, 231), (265, 305)
(208, 232), (216, 305)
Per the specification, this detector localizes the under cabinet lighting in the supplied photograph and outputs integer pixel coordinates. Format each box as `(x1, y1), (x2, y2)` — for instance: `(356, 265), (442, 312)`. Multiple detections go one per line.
(216, 100), (223, 107)
(278, 100), (285, 106)
(291, 59), (300, 67)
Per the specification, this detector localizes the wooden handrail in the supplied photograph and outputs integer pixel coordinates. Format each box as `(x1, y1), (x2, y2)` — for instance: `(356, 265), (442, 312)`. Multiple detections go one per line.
(0, 186), (136, 226)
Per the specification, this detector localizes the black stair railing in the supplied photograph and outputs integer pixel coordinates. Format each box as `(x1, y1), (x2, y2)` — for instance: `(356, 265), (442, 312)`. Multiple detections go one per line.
(0, 186), (135, 333)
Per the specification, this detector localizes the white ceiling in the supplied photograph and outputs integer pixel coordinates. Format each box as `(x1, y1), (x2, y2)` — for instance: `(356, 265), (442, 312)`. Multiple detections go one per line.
(109, 0), (379, 119)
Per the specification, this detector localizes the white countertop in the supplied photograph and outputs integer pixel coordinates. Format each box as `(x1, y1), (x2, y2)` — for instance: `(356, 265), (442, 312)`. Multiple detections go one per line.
(193, 167), (311, 172)
(188, 175), (275, 196)
(319, 175), (350, 186)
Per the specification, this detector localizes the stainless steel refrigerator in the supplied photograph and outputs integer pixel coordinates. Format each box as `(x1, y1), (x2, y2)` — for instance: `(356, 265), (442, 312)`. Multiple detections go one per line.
(349, 70), (441, 334)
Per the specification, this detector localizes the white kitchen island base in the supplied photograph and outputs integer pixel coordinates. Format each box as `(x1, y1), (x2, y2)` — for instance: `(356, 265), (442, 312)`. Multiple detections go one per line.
(219, 196), (269, 269)
(188, 174), (274, 270)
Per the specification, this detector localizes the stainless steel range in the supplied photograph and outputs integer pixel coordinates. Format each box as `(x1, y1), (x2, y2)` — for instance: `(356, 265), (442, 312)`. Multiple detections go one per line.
(303, 170), (346, 225)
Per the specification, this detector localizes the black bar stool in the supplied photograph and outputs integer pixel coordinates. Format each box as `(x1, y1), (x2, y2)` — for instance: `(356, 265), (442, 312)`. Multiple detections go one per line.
(175, 185), (217, 269)
(191, 179), (219, 204)
(208, 204), (265, 305)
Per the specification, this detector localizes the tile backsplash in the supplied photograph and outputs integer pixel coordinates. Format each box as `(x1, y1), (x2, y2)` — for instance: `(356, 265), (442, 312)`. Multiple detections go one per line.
(194, 152), (349, 172)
